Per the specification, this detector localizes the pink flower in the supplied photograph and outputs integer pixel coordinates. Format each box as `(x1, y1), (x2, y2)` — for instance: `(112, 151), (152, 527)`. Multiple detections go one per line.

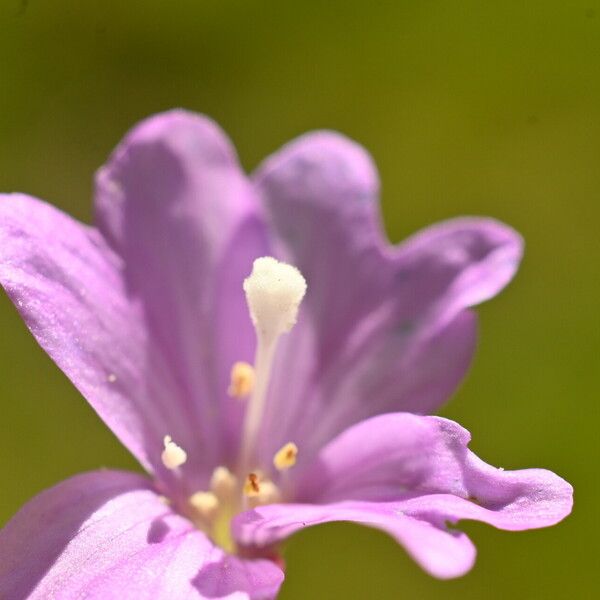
(0, 111), (572, 599)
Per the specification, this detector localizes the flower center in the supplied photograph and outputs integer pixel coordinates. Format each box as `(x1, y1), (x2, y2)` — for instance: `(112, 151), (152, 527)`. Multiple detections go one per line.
(160, 256), (307, 552)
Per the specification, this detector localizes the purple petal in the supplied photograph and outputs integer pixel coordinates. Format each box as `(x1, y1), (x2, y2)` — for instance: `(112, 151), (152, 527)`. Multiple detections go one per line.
(293, 412), (440, 502)
(95, 110), (270, 467)
(0, 195), (163, 475)
(0, 470), (283, 599)
(234, 501), (476, 579)
(234, 411), (571, 580)
(238, 414), (572, 578)
(293, 413), (573, 528)
(411, 417), (574, 530)
(277, 310), (477, 461)
(253, 132), (521, 464)
(391, 217), (523, 330)
(254, 131), (385, 356)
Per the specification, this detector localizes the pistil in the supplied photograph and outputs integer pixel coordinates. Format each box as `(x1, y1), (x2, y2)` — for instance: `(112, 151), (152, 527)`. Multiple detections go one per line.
(238, 257), (307, 473)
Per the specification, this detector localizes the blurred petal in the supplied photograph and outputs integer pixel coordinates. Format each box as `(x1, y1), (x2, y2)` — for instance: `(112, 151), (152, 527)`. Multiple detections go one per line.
(253, 132), (521, 463)
(293, 413), (573, 528)
(234, 501), (476, 580)
(391, 217), (523, 330)
(0, 471), (283, 600)
(95, 110), (270, 468)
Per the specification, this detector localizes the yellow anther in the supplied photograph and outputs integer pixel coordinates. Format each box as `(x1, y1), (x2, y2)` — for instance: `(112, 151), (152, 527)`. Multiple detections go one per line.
(189, 491), (220, 521)
(243, 473), (261, 498)
(161, 435), (187, 470)
(210, 466), (237, 500)
(227, 362), (255, 398)
(273, 442), (298, 471)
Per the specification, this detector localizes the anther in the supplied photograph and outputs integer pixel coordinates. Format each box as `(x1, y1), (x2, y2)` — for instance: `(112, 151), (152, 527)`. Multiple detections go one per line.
(273, 442), (298, 471)
(161, 435), (187, 470)
(244, 477), (282, 508)
(228, 362), (255, 398)
(254, 480), (281, 505)
(210, 466), (237, 500)
(243, 473), (261, 497)
(189, 491), (220, 521)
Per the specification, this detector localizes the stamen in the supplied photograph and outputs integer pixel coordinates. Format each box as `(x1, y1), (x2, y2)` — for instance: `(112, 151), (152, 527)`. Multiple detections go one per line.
(243, 472), (261, 497)
(239, 257), (307, 471)
(254, 480), (281, 505)
(189, 491), (219, 521)
(273, 442), (298, 471)
(228, 361), (255, 398)
(161, 435), (187, 470)
(243, 473), (282, 508)
(210, 466), (237, 500)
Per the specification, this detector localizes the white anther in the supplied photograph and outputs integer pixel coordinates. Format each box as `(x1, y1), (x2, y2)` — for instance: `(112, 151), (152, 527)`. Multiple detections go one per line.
(255, 480), (281, 504)
(161, 435), (187, 470)
(243, 257), (307, 342)
(210, 466), (237, 500)
(189, 491), (220, 521)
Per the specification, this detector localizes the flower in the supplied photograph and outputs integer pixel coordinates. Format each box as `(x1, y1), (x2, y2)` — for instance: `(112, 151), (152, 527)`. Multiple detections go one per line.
(0, 110), (572, 599)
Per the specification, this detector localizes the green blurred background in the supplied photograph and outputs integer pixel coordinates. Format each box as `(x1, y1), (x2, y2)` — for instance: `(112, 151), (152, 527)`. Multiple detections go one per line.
(0, 1), (597, 597)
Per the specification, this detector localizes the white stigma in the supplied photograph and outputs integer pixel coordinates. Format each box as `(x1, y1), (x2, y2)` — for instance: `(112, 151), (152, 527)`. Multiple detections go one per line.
(161, 435), (187, 470)
(239, 257), (307, 472)
(243, 257), (307, 342)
